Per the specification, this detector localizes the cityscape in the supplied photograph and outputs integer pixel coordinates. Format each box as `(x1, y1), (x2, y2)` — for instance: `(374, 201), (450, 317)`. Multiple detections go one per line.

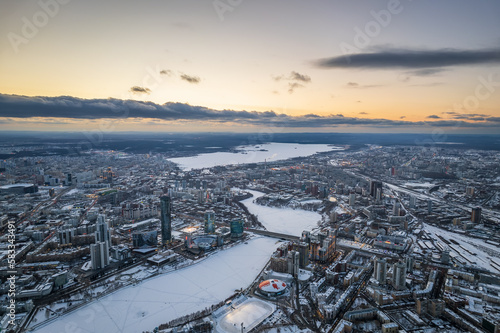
(2, 1), (500, 332)
(0, 133), (499, 333)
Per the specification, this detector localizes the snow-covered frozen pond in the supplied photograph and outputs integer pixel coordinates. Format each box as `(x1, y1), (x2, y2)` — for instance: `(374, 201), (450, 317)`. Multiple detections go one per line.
(241, 190), (321, 236)
(168, 143), (342, 171)
(33, 237), (280, 333)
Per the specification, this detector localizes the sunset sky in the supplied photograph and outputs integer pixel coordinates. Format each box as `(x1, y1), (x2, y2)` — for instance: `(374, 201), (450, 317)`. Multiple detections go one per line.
(1, 0), (499, 133)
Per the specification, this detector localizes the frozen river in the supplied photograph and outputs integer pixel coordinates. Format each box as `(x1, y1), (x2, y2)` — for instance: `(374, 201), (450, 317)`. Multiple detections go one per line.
(241, 189), (321, 236)
(168, 142), (342, 170)
(32, 237), (280, 333)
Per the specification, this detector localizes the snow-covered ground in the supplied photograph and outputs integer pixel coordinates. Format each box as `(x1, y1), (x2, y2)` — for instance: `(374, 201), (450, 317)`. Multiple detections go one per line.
(168, 143), (342, 171)
(241, 190), (321, 236)
(64, 189), (80, 196)
(216, 298), (275, 333)
(32, 237), (279, 333)
(424, 223), (500, 273)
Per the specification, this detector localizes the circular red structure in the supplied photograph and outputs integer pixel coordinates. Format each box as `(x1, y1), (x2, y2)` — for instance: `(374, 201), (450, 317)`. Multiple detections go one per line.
(258, 279), (287, 296)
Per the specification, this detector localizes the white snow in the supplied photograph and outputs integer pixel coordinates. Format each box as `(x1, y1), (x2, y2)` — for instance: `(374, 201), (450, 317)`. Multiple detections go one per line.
(216, 298), (275, 333)
(424, 223), (500, 273)
(32, 237), (279, 333)
(64, 189), (80, 196)
(168, 143), (342, 171)
(241, 190), (321, 236)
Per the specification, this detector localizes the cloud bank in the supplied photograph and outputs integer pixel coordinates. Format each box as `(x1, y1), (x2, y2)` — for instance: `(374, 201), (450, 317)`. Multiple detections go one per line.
(316, 48), (500, 69)
(1, 94), (499, 129)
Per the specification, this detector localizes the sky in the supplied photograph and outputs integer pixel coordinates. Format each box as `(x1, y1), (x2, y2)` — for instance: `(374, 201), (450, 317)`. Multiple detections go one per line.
(0, 0), (499, 133)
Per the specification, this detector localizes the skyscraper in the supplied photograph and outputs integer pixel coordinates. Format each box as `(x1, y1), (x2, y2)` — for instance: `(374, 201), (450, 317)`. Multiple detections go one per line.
(369, 180), (382, 198)
(96, 214), (110, 246)
(409, 196), (416, 209)
(392, 261), (407, 290)
(375, 258), (387, 284)
(293, 242), (309, 268)
(393, 202), (401, 216)
(349, 193), (356, 206)
(204, 210), (215, 234)
(91, 242), (109, 270)
(160, 196), (172, 245)
(471, 207), (482, 223)
(287, 251), (299, 278)
(92, 214), (111, 270)
(405, 255), (415, 273)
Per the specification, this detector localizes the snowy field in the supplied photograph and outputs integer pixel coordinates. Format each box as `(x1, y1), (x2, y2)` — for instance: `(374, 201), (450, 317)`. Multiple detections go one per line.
(424, 223), (500, 273)
(241, 190), (321, 236)
(216, 298), (275, 333)
(33, 237), (279, 333)
(168, 143), (342, 170)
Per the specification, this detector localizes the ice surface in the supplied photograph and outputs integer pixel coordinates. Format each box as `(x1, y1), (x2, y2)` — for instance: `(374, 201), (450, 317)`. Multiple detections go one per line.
(241, 190), (321, 236)
(168, 143), (342, 171)
(216, 298), (274, 333)
(33, 237), (279, 333)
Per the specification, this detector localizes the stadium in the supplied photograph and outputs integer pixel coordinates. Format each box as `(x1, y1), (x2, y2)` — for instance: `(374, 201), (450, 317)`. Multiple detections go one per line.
(257, 279), (288, 297)
(214, 297), (275, 333)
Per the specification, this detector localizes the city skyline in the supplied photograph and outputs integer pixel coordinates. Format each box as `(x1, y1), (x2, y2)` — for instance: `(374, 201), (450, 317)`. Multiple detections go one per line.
(1, 0), (500, 133)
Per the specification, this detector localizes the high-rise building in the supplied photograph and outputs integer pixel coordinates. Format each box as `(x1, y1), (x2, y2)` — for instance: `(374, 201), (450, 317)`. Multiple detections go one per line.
(392, 261), (407, 290)
(330, 211), (338, 223)
(230, 219), (244, 238)
(405, 255), (415, 273)
(466, 186), (475, 196)
(58, 228), (75, 245)
(471, 207), (482, 223)
(66, 173), (72, 186)
(204, 210), (215, 234)
(287, 251), (300, 278)
(293, 242), (309, 268)
(92, 214), (111, 270)
(375, 258), (387, 284)
(91, 242), (109, 270)
(393, 202), (401, 216)
(160, 196), (172, 245)
(369, 180), (383, 198)
(309, 240), (321, 261)
(96, 214), (111, 246)
(349, 193), (356, 206)
(441, 249), (450, 264)
(409, 196), (416, 209)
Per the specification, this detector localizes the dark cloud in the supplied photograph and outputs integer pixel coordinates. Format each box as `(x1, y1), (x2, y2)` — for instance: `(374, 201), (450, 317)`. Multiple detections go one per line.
(290, 71), (311, 82)
(1, 94), (500, 129)
(359, 112), (369, 115)
(448, 113), (492, 121)
(399, 68), (445, 83)
(316, 48), (500, 69)
(400, 116), (406, 119)
(130, 86), (151, 94)
(160, 69), (173, 76)
(407, 68), (445, 76)
(346, 82), (382, 89)
(288, 82), (304, 94)
(427, 115), (441, 119)
(180, 74), (200, 84)
(273, 71), (312, 94)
